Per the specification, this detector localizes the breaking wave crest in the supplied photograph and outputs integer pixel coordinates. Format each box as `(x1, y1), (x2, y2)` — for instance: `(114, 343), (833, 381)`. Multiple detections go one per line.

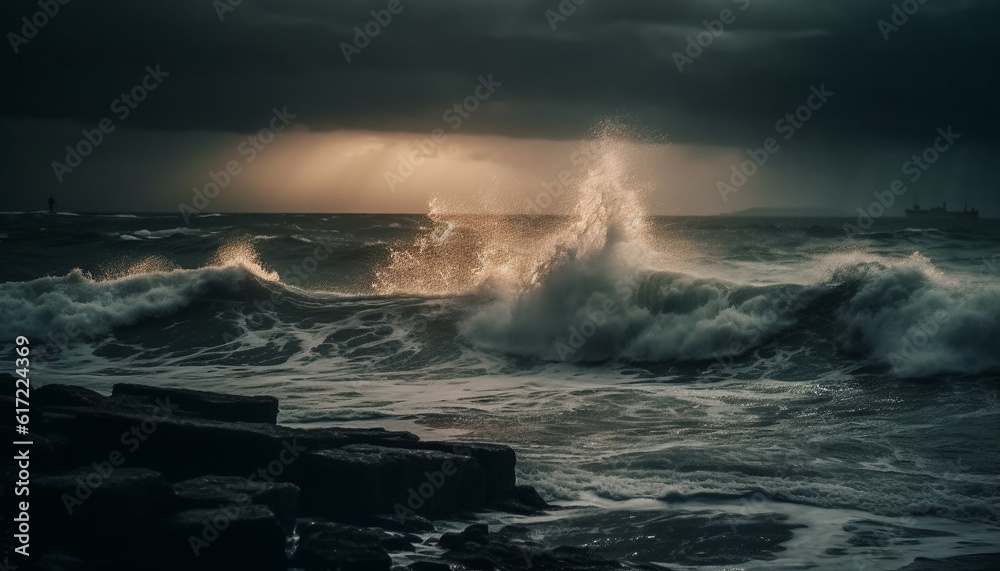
(834, 256), (1000, 377)
(0, 240), (280, 341)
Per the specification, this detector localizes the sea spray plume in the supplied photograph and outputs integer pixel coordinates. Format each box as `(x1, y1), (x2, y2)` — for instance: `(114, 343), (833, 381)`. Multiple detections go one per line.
(210, 238), (280, 282)
(374, 197), (519, 295)
(372, 120), (657, 298)
(99, 255), (179, 281)
(525, 121), (652, 284)
(98, 239), (277, 283)
(457, 123), (680, 361)
(372, 198), (569, 296)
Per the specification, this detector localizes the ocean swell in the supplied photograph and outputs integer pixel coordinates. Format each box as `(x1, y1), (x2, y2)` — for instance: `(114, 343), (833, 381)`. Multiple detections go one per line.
(0, 265), (273, 342)
(460, 253), (801, 364)
(460, 254), (1000, 377)
(835, 257), (1000, 377)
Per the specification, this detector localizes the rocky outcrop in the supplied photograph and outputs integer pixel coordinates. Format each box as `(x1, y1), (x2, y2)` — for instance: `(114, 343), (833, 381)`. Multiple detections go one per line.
(499, 484), (552, 515)
(112, 383), (280, 424)
(9, 383), (614, 570)
(34, 403), (419, 480)
(173, 475), (300, 533)
(34, 384), (111, 409)
(293, 521), (421, 571)
(161, 505), (287, 571)
(399, 440), (517, 503)
(295, 444), (488, 521)
(33, 468), (175, 564)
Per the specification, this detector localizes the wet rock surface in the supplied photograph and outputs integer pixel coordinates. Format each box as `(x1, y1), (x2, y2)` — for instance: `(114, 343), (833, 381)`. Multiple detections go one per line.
(173, 475), (301, 532)
(113, 382), (280, 424)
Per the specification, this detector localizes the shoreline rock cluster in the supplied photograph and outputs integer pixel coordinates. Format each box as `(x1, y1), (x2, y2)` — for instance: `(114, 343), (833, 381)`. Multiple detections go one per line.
(2, 381), (625, 570)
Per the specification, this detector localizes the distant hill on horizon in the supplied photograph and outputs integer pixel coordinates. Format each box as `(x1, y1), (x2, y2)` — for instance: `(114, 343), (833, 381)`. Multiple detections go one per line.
(723, 207), (850, 218)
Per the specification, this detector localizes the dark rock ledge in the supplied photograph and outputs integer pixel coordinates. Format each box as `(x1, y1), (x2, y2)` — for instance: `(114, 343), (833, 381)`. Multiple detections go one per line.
(3, 383), (628, 571)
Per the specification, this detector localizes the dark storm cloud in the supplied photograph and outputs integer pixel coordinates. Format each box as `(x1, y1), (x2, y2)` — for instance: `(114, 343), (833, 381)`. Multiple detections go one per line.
(2, 0), (998, 145)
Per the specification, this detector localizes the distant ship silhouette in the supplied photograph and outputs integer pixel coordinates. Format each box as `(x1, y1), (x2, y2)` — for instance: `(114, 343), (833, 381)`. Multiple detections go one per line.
(904, 202), (980, 220)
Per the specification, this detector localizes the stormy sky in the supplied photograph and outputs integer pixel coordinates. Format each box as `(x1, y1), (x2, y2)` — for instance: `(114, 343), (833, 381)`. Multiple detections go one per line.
(1, 0), (997, 215)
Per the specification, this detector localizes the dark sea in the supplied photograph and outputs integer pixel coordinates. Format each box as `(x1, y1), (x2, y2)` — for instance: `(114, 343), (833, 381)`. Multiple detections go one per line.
(2, 202), (999, 568)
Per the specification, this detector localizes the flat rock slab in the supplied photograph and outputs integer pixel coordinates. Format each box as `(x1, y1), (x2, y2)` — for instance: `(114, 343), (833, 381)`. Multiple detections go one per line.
(34, 384), (111, 409)
(161, 505), (287, 571)
(399, 441), (517, 502)
(113, 383), (280, 424)
(36, 404), (419, 480)
(296, 444), (487, 521)
(34, 468), (175, 559)
(174, 475), (300, 532)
